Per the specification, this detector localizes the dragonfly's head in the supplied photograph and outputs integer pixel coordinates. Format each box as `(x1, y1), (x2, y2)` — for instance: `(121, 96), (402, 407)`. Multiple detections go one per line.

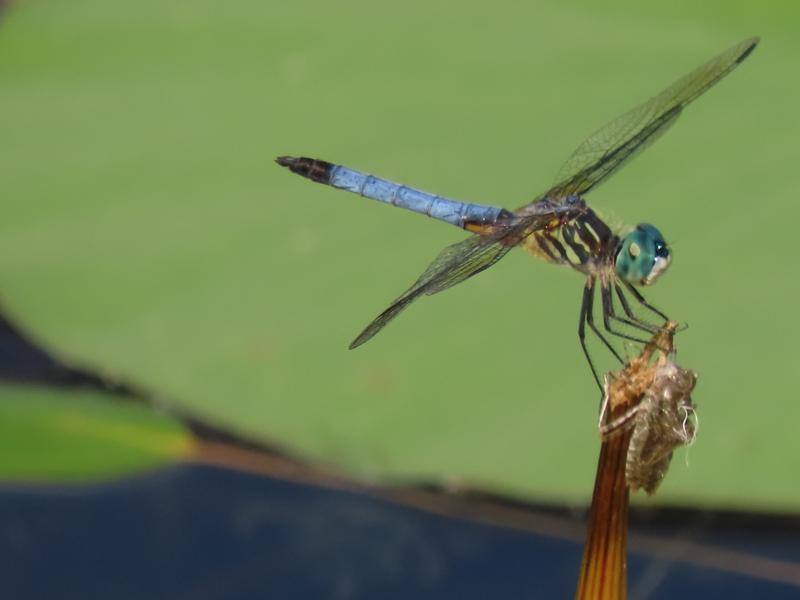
(615, 223), (671, 286)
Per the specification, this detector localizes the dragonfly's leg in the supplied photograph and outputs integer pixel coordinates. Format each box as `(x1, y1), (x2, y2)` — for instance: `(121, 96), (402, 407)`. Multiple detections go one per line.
(613, 283), (663, 334)
(600, 283), (651, 345)
(579, 280), (603, 392)
(584, 280), (625, 365)
(611, 284), (673, 353)
(623, 281), (669, 322)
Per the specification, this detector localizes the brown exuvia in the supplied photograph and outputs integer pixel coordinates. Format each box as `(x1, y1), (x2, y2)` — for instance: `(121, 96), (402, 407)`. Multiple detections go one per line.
(600, 360), (698, 494)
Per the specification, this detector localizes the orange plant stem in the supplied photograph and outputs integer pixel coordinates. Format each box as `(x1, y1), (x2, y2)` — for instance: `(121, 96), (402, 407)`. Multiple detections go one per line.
(575, 429), (631, 600)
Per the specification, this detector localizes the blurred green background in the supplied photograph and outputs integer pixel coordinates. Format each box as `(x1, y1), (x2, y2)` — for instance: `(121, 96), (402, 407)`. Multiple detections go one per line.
(0, 0), (796, 508)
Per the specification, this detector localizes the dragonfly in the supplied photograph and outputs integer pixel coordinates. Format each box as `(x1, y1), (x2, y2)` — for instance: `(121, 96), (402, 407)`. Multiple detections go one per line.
(277, 37), (758, 388)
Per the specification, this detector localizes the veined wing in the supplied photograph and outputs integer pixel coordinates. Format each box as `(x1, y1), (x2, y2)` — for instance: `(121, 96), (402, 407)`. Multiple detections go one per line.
(350, 201), (581, 348)
(349, 38), (758, 349)
(547, 37), (758, 198)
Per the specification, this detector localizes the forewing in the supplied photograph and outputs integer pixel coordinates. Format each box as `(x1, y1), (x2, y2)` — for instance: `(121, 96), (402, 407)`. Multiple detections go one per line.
(349, 209), (567, 349)
(548, 37), (758, 198)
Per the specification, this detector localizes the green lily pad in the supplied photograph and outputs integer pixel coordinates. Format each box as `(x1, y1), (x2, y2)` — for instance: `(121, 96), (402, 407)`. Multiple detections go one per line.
(0, 0), (797, 507)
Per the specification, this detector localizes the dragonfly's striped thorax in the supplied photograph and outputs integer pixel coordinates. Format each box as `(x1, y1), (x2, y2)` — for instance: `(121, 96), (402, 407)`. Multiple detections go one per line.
(522, 204), (620, 276)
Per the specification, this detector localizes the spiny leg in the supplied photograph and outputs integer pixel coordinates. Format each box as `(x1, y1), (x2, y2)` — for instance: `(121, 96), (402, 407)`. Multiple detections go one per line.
(585, 281), (625, 365)
(613, 283), (663, 334)
(579, 280), (603, 392)
(600, 281), (652, 345)
(623, 281), (669, 322)
(612, 283), (672, 354)
(608, 302), (660, 335)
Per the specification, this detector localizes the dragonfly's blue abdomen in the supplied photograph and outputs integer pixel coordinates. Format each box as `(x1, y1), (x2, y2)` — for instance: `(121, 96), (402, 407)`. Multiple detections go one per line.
(277, 156), (508, 228)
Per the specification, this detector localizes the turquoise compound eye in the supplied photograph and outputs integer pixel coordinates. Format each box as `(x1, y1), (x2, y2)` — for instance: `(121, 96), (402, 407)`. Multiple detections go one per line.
(615, 223), (671, 285)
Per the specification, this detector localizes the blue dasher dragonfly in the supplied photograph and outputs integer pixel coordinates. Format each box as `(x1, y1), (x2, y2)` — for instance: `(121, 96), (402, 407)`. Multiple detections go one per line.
(277, 37), (758, 388)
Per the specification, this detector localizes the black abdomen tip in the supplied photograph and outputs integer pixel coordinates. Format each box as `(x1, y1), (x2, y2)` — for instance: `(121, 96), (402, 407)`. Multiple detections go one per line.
(275, 155), (334, 184)
(275, 156), (297, 167)
(736, 37), (759, 64)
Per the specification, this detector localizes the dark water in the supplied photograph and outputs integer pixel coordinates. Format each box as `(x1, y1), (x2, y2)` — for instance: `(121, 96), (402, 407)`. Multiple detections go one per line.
(1, 466), (799, 600)
(1, 312), (799, 598)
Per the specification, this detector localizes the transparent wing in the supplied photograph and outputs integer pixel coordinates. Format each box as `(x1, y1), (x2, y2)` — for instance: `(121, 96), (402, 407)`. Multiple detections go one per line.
(350, 204), (577, 348)
(547, 37), (758, 198)
(349, 234), (512, 349)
